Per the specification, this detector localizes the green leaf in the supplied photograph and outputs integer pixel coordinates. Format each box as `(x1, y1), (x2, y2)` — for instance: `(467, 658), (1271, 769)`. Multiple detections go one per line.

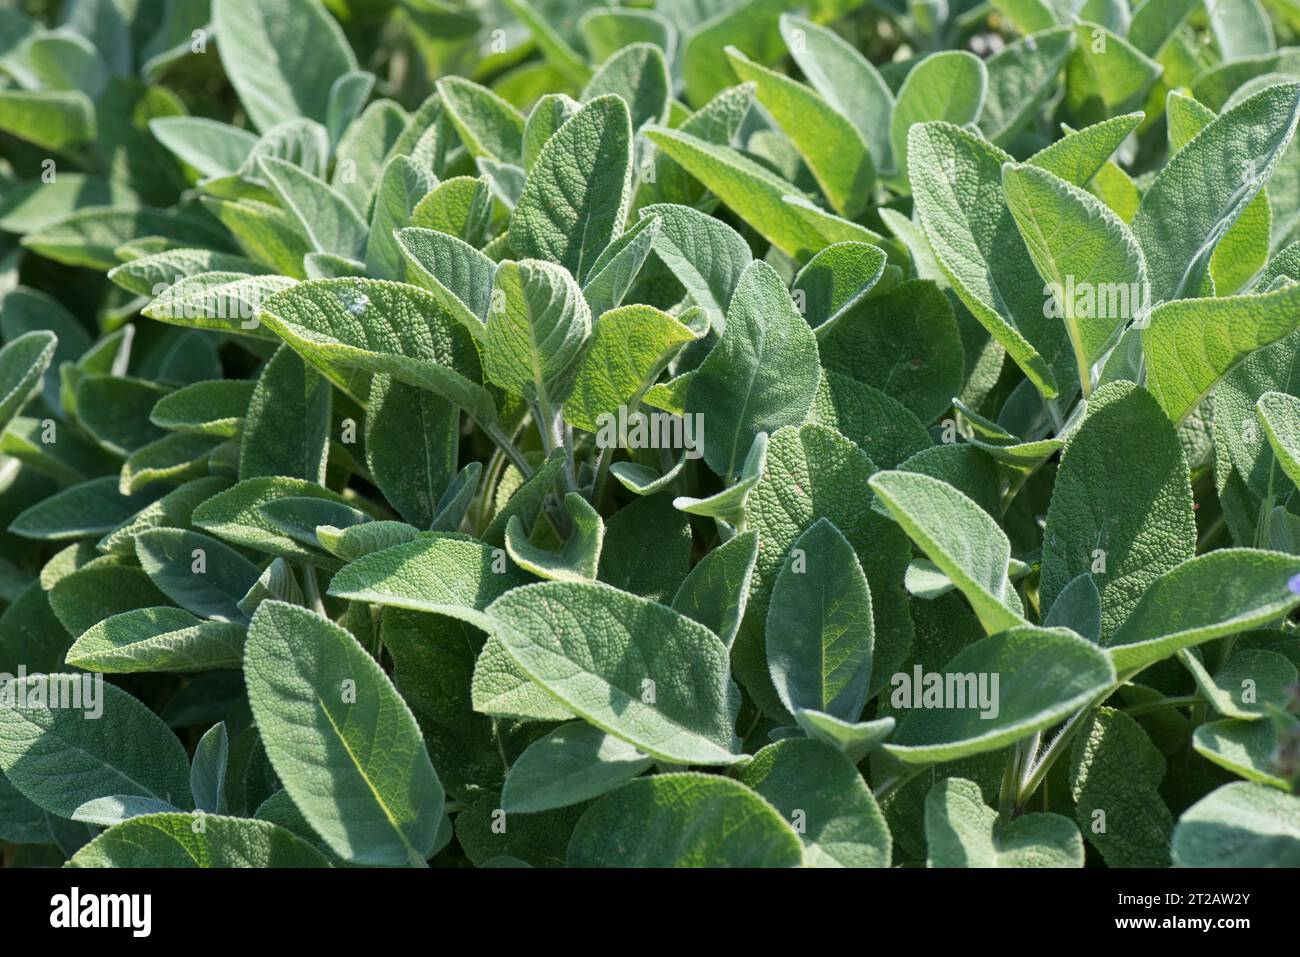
(0, 677), (192, 817)
(363, 374), (458, 529)
(793, 242), (888, 336)
(212, 0), (357, 132)
(673, 431), (767, 525)
(869, 470), (1026, 634)
(0, 89), (95, 151)
(686, 260), (820, 479)
(244, 601), (444, 865)
(1258, 390), (1300, 489)
(437, 77), (525, 164)
(49, 564), (174, 638)
(396, 227), (495, 337)
(9, 476), (161, 541)
(1026, 112), (1143, 187)
(598, 493), (693, 603)
(579, 8), (673, 64)
(1106, 548), (1300, 674)
(885, 626), (1115, 763)
(638, 202), (750, 323)
(258, 155), (367, 259)
(150, 379), (255, 438)
(484, 259), (591, 404)
(1194, 718), (1295, 788)
(642, 125), (826, 259)
(1040, 381), (1196, 639)
(680, 0), (789, 107)
(740, 424), (913, 715)
(509, 96), (632, 282)
(484, 450), (566, 548)
(471, 633), (577, 723)
(506, 492), (603, 583)
(501, 721), (652, 813)
(191, 476), (352, 566)
(332, 99), (407, 215)
(254, 278), (495, 432)
(924, 777), (1084, 867)
(1, 416), (115, 486)
(742, 738), (891, 867)
(808, 371), (933, 470)
(0, 330), (56, 433)
(523, 93), (580, 172)
(580, 213), (660, 317)
(817, 278), (965, 423)
(75, 374), (170, 456)
(237, 558), (304, 618)
(1044, 573), (1103, 642)
(1133, 82), (1300, 303)
(149, 117), (258, 180)
(582, 43), (671, 131)
(766, 518), (874, 723)
(134, 527), (262, 623)
(892, 52), (987, 187)
(1184, 648), (1297, 720)
(239, 346), (330, 483)
(69, 812), (330, 867)
(201, 198), (311, 279)
(980, 28), (1075, 146)
(779, 14), (896, 176)
(793, 711), (895, 764)
(259, 498), (369, 550)
(671, 529), (759, 651)
(1172, 782), (1300, 866)
(1069, 707), (1173, 866)
(1002, 162), (1146, 393)
(726, 45), (874, 217)
(142, 272), (295, 340)
(639, 82), (754, 209)
(65, 607), (246, 673)
(98, 476), (235, 557)
(909, 122), (1066, 398)
(1144, 283), (1300, 424)
(564, 302), (699, 433)
(566, 773), (803, 867)
(411, 176), (493, 247)
(503, 0), (591, 87)
(1066, 22), (1162, 124)
(486, 580), (743, 765)
(365, 155), (436, 281)
(328, 533), (528, 622)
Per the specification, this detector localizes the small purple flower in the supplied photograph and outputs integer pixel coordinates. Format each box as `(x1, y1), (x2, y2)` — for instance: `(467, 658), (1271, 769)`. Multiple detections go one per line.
(1290, 573), (1300, 596)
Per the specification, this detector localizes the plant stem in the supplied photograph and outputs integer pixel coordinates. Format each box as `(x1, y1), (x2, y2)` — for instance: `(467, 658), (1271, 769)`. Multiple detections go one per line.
(999, 743), (1024, 821)
(590, 445), (612, 511)
(1015, 705), (1089, 809)
(473, 448), (506, 535)
(302, 566), (326, 616)
(484, 422), (532, 479)
(1122, 694), (1203, 717)
(873, 765), (924, 802)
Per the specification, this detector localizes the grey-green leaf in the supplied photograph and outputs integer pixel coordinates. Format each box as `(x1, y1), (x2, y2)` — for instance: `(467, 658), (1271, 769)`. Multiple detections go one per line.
(244, 601), (445, 866)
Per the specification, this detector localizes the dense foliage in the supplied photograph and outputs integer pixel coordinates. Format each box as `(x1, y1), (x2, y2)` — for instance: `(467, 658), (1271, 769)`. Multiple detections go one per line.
(2, 0), (1300, 869)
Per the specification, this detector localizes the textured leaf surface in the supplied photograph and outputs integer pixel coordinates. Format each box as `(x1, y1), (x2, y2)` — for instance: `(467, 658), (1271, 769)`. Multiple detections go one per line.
(486, 581), (742, 765)
(925, 777), (1084, 867)
(70, 813), (330, 867)
(566, 773), (803, 867)
(244, 601), (445, 866)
